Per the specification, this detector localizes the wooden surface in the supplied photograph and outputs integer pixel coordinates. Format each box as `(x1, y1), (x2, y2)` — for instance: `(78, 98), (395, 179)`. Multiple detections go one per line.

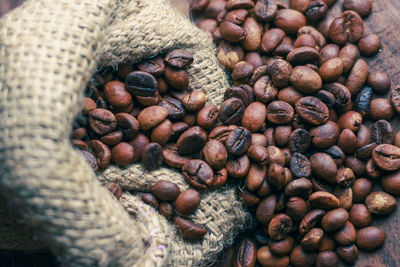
(1, 0), (400, 266)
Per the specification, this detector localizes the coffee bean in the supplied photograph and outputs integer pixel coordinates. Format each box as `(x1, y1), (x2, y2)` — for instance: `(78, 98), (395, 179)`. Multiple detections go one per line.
(115, 113), (139, 140)
(254, 0), (277, 22)
(343, 0), (372, 17)
(289, 0), (311, 11)
(346, 59), (369, 95)
(151, 180), (180, 201)
(315, 251), (338, 267)
(365, 191), (397, 215)
(338, 128), (358, 154)
(226, 154), (251, 178)
(226, 127), (252, 156)
(90, 140), (111, 169)
(318, 57), (343, 82)
(234, 239), (257, 267)
(338, 43), (360, 73)
(286, 197), (308, 222)
(289, 245), (316, 267)
(237, 187), (261, 206)
(261, 28), (286, 53)
(246, 52), (264, 68)
(104, 81), (132, 109)
(267, 164), (286, 190)
(358, 34), (381, 56)
(269, 236), (295, 256)
(164, 66), (189, 90)
(274, 9), (306, 35)
(174, 216), (207, 240)
(367, 71), (391, 94)
(135, 90), (161, 106)
(289, 129), (311, 153)
(82, 97), (97, 115)
(334, 221), (356, 246)
(182, 90), (207, 112)
(299, 209), (325, 236)
(309, 191), (340, 210)
(104, 182), (123, 200)
(141, 193), (159, 208)
(164, 49), (194, 68)
(203, 140), (228, 170)
(274, 125), (292, 147)
(246, 163), (267, 191)
(310, 152), (337, 183)
(175, 189), (201, 215)
(125, 71), (158, 96)
(80, 150), (99, 171)
(197, 104), (219, 129)
(232, 61), (255, 84)
(137, 56), (165, 76)
(137, 106), (168, 131)
(257, 246), (290, 267)
(290, 153), (311, 178)
(241, 102), (267, 132)
(370, 98), (394, 121)
(290, 67), (322, 94)
(371, 120), (394, 145)
(382, 170), (400, 195)
(182, 159), (215, 190)
(159, 96), (186, 121)
(349, 203), (371, 228)
(287, 47), (320, 66)
(274, 36), (295, 57)
(301, 228), (324, 251)
(162, 144), (191, 169)
(209, 125), (238, 144)
(319, 236), (336, 252)
(304, 0), (328, 23)
(367, 157), (386, 178)
(159, 202), (174, 220)
(217, 41), (245, 71)
(267, 59), (293, 88)
(225, 86), (250, 107)
(310, 121), (340, 148)
(268, 214), (293, 241)
(390, 85), (400, 114)
(372, 144), (400, 171)
(295, 96), (329, 125)
(253, 75), (279, 103)
(323, 82), (352, 112)
(267, 101), (295, 124)
(219, 98), (245, 125)
(111, 142), (134, 166)
(337, 111), (362, 132)
(356, 226), (386, 251)
(240, 17), (262, 51)
(319, 44), (340, 65)
(285, 177), (313, 198)
(247, 145), (268, 165)
(176, 126), (207, 155)
(88, 108), (117, 136)
(141, 142), (163, 171)
(329, 11), (364, 45)
(354, 86), (372, 117)
(336, 244), (358, 264)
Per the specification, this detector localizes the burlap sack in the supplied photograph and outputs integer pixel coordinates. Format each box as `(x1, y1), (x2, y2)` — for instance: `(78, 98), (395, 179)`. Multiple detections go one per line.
(0, 0), (251, 266)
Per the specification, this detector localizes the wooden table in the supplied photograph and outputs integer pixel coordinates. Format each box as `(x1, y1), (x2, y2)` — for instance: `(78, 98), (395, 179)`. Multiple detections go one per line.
(1, 0), (400, 266)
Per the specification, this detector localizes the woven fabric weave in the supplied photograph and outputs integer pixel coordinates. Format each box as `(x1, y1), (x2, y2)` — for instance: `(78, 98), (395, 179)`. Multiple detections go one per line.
(0, 0), (250, 266)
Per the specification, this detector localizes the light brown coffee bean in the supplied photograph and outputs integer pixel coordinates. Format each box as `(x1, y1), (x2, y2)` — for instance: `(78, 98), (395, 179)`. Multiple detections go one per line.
(365, 191), (397, 216)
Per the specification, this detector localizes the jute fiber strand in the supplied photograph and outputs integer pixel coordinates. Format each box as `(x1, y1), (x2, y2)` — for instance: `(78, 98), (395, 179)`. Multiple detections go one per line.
(0, 0), (250, 266)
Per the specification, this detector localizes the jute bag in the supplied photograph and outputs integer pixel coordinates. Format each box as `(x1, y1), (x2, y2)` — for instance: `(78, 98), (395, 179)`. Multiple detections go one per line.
(0, 0), (251, 266)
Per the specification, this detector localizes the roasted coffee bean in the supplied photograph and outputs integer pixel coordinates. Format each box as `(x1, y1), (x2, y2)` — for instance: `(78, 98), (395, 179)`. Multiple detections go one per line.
(335, 186), (353, 210)
(315, 251), (338, 267)
(289, 245), (315, 267)
(333, 221), (356, 245)
(163, 144), (191, 169)
(261, 28), (286, 53)
(310, 121), (340, 148)
(268, 214), (293, 241)
(285, 177), (313, 197)
(337, 111), (362, 132)
(137, 106), (168, 131)
(278, 86), (303, 106)
(269, 236), (295, 256)
(354, 86), (372, 117)
(318, 57), (343, 82)
(251, 133), (267, 147)
(104, 81), (132, 109)
(150, 119), (172, 146)
(338, 44), (359, 75)
(349, 203), (371, 228)
(266, 101), (295, 124)
(104, 182), (123, 200)
(299, 209), (325, 235)
(319, 44), (339, 65)
(80, 150), (99, 171)
(343, 0), (372, 17)
(313, 90), (335, 108)
(256, 194), (277, 224)
(390, 85), (400, 113)
(301, 228), (324, 251)
(151, 180), (180, 201)
(295, 96), (329, 125)
(182, 159), (214, 190)
(319, 235), (336, 252)
(356, 142), (377, 160)
(336, 244), (358, 264)
(141, 193), (159, 208)
(265, 146), (285, 166)
(219, 98), (245, 125)
(241, 17), (262, 51)
(220, 21), (246, 42)
(176, 126), (207, 155)
(345, 155), (366, 176)
(82, 97), (97, 115)
(234, 239), (257, 267)
(254, 75), (279, 103)
(164, 49), (193, 68)
(289, 0), (311, 12)
(247, 145), (268, 165)
(368, 71), (391, 94)
(226, 154), (251, 178)
(274, 9), (306, 35)
(182, 90), (207, 112)
(365, 191), (397, 215)
(358, 34), (381, 56)
(203, 140), (228, 170)
(267, 164), (286, 190)
(125, 71), (158, 96)
(141, 142), (163, 171)
(232, 62), (255, 84)
(88, 108), (117, 136)
(372, 144), (400, 171)
(274, 125), (292, 147)
(267, 59), (293, 88)
(322, 82), (351, 112)
(286, 197), (308, 222)
(101, 130), (123, 146)
(356, 226), (386, 251)
(309, 191), (340, 210)
(209, 125), (238, 144)
(370, 98), (394, 121)
(257, 246), (290, 267)
(217, 41), (245, 71)
(382, 170), (400, 195)
(274, 36), (295, 57)
(321, 208), (348, 232)
(352, 178), (372, 203)
(137, 56), (165, 76)
(174, 217), (207, 240)
(226, 127), (252, 156)
(245, 52), (263, 68)
(264, 128), (276, 147)
(135, 90), (161, 106)
(225, 86), (250, 107)
(329, 11), (364, 45)
(241, 102), (267, 132)
(287, 47), (319, 67)
(338, 128), (358, 154)
(346, 59), (369, 95)
(127, 134), (149, 162)
(335, 168), (355, 187)
(237, 188), (261, 206)
(310, 153), (337, 183)
(290, 153), (311, 178)
(175, 189), (201, 215)
(323, 145), (345, 166)
(159, 96), (186, 121)
(116, 113), (139, 140)
(164, 66), (189, 90)
(111, 142), (134, 166)
(90, 140), (111, 169)
(159, 202), (174, 220)
(246, 163), (267, 191)
(254, 0), (277, 22)
(304, 0), (328, 23)
(196, 104), (218, 129)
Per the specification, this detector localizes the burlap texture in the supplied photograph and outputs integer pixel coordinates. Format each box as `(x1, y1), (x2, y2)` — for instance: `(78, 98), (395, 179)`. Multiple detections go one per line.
(0, 0), (250, 266)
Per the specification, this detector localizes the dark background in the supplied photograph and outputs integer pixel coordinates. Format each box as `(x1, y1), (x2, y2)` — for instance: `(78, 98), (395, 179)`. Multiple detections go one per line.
(1, 0), (400, 266)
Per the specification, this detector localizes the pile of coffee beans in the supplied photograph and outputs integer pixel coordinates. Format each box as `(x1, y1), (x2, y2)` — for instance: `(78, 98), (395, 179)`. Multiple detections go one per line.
(70, 0), (400, 265)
